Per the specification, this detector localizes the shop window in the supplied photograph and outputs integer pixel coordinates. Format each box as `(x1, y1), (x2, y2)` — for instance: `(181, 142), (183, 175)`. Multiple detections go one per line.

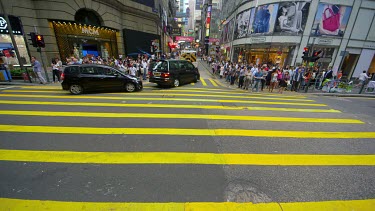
(75, 9), (102, 26)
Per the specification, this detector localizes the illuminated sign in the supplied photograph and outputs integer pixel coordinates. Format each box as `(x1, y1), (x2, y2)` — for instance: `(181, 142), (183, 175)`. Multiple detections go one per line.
(82, 27), (99, 36)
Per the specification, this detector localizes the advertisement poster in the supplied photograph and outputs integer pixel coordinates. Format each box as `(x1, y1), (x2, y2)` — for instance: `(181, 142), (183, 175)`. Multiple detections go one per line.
(251, 3), (279, 34)
(274, 2), (310, 35)
(234, 9), (251, 39)
(222, 21), (229, 43)
(226, 18), (235, 42)
(311, 3), (352, 37)
(247, 8), (256, 36)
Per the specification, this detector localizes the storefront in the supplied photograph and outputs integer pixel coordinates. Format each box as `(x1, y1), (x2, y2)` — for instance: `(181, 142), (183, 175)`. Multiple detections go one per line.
(233, 44), (294, 67)
(0, 15), (30, 66)
(51, 20), (118, 62)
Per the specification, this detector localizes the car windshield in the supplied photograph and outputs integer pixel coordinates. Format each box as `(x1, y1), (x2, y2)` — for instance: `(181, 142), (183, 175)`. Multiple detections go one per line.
(153, 61), (168, 72)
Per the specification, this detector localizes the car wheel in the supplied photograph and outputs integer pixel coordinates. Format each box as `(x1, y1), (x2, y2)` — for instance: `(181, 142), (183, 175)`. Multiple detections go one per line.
(193, 75), (198, 83)
(69, 84), (83, 95)
(173, 79), (180, 87)
(125, 82), (136, 92)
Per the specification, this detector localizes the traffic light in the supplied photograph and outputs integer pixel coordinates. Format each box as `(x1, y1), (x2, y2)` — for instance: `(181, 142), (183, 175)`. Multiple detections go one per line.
(36, 34), (45, 48)
(310, 50), (322, 62)
(27, 32), (37, 47)
(301, 47), (309, 61)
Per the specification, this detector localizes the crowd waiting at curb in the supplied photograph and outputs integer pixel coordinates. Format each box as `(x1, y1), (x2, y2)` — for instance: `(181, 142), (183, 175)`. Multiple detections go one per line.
(203, 56), (373, 94)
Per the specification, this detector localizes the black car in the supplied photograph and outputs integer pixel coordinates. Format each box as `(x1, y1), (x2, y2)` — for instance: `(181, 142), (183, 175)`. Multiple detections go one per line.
(61, 64), (142, 94)
(149, 60), (200, 87)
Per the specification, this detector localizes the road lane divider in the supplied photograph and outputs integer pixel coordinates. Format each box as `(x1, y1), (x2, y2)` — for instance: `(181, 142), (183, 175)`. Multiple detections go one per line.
(0, 94), (327, 106)
(200, 78), (207, 86)
(0, 110), (362, 124)
(0, 149), (374, 165)
(208, 79), (218, 87)
(0, 125), (373, 138)
(2, 90), (314, 102)
(0, 100), (341, 113)
(1, 197), (374, 211)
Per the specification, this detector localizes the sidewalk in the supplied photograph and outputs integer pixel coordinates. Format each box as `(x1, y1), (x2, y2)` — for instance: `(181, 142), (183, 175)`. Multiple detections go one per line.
(198, 60), (374, 98)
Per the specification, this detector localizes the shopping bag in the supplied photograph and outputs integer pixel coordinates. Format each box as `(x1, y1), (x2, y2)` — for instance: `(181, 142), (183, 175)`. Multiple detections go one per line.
(322, 8), (340, 32)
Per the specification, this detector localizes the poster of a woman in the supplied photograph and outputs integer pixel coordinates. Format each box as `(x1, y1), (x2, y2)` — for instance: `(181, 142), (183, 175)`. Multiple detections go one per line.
(234, 9), (251, 39)
(274, 2), (310, 35)
(251, 4), (279, 35)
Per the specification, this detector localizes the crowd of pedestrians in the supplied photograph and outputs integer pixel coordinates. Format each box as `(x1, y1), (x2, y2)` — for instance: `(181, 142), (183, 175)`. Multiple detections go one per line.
(204, 56), (359, 94)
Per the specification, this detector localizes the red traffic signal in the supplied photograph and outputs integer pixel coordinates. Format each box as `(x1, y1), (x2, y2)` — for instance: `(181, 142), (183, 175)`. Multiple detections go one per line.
(36, 34), (45, 48)
(304, 47), (309, 52)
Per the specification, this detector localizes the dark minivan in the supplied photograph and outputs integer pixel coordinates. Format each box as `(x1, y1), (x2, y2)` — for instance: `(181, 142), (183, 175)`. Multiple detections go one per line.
(149, 60), (200, 87)
(61, 64), (142, 94)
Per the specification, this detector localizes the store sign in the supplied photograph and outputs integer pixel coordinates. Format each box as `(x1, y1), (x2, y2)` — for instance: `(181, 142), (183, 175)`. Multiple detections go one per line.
(0, 15), (23, 35)
(0, 17), (7, 29)
(250, 37), (266, 43)
(318, 38), (333, 45)
(171, 27), (181, 36)
(175, 36), (194, 42)
(82, 27), (99, 36)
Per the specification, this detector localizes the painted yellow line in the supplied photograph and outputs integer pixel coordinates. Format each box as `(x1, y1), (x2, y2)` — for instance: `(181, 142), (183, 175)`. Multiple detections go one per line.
(0, 110), (362, 123)
(208, 78), (218, 87)
(0, 125), (374, 138)
(1, 198), (374, 211)
(1, 149), (374, 165)
(0, 100), (341, 113)
(155, 89), (308, 98)
(0, 94), (326, 106)
(191, 82), (195, 85)
(200, 78), (207, 86)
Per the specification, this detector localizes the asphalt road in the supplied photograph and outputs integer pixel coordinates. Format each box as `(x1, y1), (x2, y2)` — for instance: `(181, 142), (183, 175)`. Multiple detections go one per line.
(0, 63), (374, 210)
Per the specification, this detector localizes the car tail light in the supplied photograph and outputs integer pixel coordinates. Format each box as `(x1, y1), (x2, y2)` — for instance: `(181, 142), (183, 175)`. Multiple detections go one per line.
(161, 72), (170, 78)
(60, 73), (65, 81)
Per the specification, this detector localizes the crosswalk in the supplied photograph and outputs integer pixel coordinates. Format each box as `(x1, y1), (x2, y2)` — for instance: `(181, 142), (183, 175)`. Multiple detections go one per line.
(0, 85), (374, 210)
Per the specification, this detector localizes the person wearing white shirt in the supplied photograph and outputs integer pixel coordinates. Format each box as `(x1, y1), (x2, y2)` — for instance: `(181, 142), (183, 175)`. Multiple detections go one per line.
(141, 59), (148, 80)
(356, 70), (370, 87)
(130, 65), (137, 76)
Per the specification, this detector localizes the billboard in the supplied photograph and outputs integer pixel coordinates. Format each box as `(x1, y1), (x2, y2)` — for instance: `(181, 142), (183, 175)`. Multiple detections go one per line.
(251, 3), (279, 34)
(226, 18), (235, 42)
(234, 9), (251, 39)
(311, 3), (352, 37)
(274, 2), (310, 35)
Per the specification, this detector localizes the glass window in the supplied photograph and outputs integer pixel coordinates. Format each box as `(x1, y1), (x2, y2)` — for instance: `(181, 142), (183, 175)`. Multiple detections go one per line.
(169, 61), (179, 70)
(80, 66), (98, 74)
(154, 61), (168, 72)
(179, 61), (188, 69)
(186, 62), (195, 70)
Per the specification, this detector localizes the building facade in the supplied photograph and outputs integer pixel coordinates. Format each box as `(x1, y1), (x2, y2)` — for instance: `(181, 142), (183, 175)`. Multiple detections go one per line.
(0, 0), (176, 67)
(220, 0), (375, 78)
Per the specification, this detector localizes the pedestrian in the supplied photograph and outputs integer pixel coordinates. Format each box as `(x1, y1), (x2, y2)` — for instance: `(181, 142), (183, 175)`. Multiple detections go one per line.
(142, 59), (148, 80)
(356, 70), (370, 88)
(130, 64), (137, 76)
(269, 69), (278, 92)
(291, 68), (303, 92)
(219, 65), (224, 79)
(252, 68), (264, 92)
(278, 71), (290, 94)
(243, 68), (252, 90)
(31, 56), (46, 84)
(238, 66), (245, 88)
(51, 58), (61, 83)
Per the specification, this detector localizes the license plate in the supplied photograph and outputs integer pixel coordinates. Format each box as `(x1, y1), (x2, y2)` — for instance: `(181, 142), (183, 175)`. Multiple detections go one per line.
(154, 72), (161, 77)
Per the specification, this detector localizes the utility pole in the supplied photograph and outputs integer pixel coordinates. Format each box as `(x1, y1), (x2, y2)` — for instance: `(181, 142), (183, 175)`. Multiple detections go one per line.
(0, 0), (32, 83)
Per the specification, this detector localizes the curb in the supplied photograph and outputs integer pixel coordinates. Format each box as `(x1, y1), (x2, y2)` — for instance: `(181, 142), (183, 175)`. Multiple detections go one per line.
(308, 93), (375, 98)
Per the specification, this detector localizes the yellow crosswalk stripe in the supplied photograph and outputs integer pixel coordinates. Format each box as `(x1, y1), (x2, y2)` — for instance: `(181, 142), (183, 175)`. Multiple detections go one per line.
(200, 78), (207, 86)
(0, 94), (326, 106)
(0, 110), (361, 123)
(0, 149), (374, 165)
(208, 78), (218, 87)
(4, 90), (313, 102)
(0, 125), (374, 138)
(0, 100), (340, 113)
(0, 198), (374, 211)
